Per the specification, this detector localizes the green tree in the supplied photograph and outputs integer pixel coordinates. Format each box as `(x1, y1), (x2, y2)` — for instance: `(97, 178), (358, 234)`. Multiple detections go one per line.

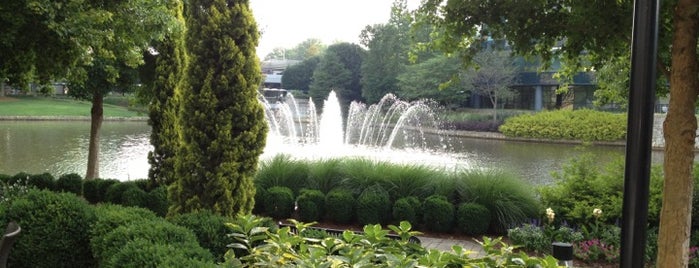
(281, 56), (320, 92)
(461, 49), (518, 121)
(146, 0), (187, 186)
(359, 0), (413, 104)
(397, 55), (466, 108)
(170, 0), (267, 217)
(265, 38), (326, 61)
(416, 0), (697, 265)
(309, 43), (365, 116)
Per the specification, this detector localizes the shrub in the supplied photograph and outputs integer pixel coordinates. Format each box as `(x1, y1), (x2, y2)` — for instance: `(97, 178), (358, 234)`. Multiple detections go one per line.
(90, 204), (160, 261)
(56, 173), (83, 195)
(93, 219), (206, 264)
(121, 186), (149, 208)
(253, 184), (267, 214)
(455, 170), (540, 233)
(104, 239), (216, 268)
(27, 172), (55, 190)
(0, 173), (10, 183)
(145, 185), (169, 217)
(8, 171), (30, 185)
(498, 109), (626, 141)
(393, 196), (421, 225)
(263, 186), (295, 219)
(296, 189), (325, 222)
(456, 202), (491, 235)
(169, 210), (232, 262)
(306, 158), (344, 194)
(105, 181), (140, 205)
(83, 178), (119, 203)
(421, 195), (454, 233)
(507, 223), (584, 253)
(356, 184), (391, 225)
(255, 154), (310, 194)
(324, 189), (355, 224)
(0, 189), (97, 268)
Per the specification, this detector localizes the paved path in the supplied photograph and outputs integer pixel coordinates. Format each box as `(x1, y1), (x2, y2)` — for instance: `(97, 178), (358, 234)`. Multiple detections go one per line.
(418, 236), (486, 257)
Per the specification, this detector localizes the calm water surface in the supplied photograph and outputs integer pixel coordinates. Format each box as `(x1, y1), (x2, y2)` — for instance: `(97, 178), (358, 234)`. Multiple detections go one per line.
(0, 121), (669, 183)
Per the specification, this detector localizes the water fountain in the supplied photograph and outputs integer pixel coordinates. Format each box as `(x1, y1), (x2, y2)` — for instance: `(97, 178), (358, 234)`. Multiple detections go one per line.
(259, 90), (471, 170)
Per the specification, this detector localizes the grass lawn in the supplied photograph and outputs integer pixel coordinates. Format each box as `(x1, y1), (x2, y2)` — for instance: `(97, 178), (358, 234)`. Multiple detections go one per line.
(0, 96), (144, 118)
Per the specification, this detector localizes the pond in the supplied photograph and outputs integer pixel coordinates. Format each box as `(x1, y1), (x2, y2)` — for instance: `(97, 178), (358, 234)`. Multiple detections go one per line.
(0, 120), (670, 184)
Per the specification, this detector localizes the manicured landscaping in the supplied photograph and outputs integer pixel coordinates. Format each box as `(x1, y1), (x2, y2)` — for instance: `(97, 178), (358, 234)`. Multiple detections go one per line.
(0, 96), (144, 118)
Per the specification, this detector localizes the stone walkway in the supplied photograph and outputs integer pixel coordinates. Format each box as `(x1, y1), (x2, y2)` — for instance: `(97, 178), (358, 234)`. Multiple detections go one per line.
(418, 236), (486, 257)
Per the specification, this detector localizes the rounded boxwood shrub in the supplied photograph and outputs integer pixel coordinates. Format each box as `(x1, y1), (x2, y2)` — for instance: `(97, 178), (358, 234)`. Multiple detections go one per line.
(90, 204), (161, 261)
(121, 186), (149, 208)
(253, 185), (268, 214)
(0, 189), (97, 268)
(356, 184), (391, 225)
(28, 172), (55, 190)
(56, 173), (83, 195)
(456, 202), (491, 235)
(93, 219), (205, 264)
(104, 239), (216, 268)
(169, 210), (232, 262)
(105, 181), (140, 205)
(296, 189), (325, 222)
(146, 185), (169, 217)
(393, 196), (421, 225)
(324, 189), (355, 224)
(422, 195), (455, 233)
(264, 186), (295, 219)
(83, 178), (119, 203)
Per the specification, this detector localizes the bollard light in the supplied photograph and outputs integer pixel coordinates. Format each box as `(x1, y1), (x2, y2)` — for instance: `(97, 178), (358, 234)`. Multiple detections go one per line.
(552, 242), (573, 267)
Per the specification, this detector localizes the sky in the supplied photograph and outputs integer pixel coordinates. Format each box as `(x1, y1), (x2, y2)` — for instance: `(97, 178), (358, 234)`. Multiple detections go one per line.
(249, 0), (420, 59)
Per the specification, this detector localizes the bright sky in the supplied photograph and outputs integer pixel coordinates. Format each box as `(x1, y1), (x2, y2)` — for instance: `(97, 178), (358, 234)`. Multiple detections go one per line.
(249, 0), (420, 59)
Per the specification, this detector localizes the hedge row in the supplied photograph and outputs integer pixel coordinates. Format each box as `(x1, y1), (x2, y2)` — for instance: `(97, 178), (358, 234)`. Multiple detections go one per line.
(498, 109), (627, 141)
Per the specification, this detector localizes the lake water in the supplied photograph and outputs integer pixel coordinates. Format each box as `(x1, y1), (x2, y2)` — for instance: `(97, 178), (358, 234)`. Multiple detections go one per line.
(0, 120), (669, 184)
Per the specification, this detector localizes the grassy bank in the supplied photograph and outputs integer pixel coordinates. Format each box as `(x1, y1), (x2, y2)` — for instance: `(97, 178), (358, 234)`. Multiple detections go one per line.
(0, 96), (144, 118)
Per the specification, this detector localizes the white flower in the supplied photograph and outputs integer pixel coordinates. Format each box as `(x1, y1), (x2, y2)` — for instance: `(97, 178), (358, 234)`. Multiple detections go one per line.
(545, 207), (555, 223)
(593, 208), (603, 218)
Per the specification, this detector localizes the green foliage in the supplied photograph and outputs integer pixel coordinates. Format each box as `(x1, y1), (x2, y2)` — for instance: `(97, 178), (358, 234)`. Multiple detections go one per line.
(454, 170), (540, 233)
(456, 202), (491, 235)
(0, 178), (30, 205)
(27, 172), (55, 190)
(105, 181), (140, 204)
(356, 184), (392, 225)
(296, 189), (325, 222)
(306, 158), (345, 194)
(171, 0), (266, 217)
(393, 196), (422, 225)
(397, 55), (467, 107)
(0, 189), (97, 268)
(421, 195), (455, 233)
(82, 178), (119, 204)
(56, 173), (83, 195)
(263, 186), (295, 219)
(255, 154), (310, 194)
(93, 218), (208, 264)
(120, 186), (149, 208)
(169, 210), (232, 262)
(225, 214), (277, 258)
(507, 223), (584, 253)
(309, 42), (365, 113)
(90, 204), (160, 261)
(9, 171), (30, 185)
(324, 188), (356, 224)
(104, 239), (216, 268)
(281, 56), (320, 92)
(539, 154), (664, 226)
(145, 185), (169, 217)
(498, 109), (627, 141)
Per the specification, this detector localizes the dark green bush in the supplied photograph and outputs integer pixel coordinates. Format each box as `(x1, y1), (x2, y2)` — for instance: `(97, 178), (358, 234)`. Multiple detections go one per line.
(104, 239), (216, 268)
(264, 186), (295, 219)
(324, 189), (355, 224)
(90, 204), (161, 261)
(0, 173), (10, 183)
(9, 171), (31, 185)
(456, 202), (491, 235)
(356, 184), (391, 225)
(498, 109), (626, 141)
(56, 173), (83, 195)
(296, 189), (325, 222)
(83, 178), (119, 203)
(253, 185), (267, 214)
(169, 210), (232, 262)
(105, 181), (140, 205)
(28, 172), (55, 190)
(93, 218), (206, 264)
(146, 185), (169, 217)
(121, 186), (149, 208)
(392, 196), (421, 225)
(0, 189), (97, 268)
(422, 195), (454, 233)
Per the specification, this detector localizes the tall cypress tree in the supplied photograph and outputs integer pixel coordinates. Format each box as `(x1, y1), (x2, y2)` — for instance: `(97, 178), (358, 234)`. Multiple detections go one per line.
(169, 0), (267, 217)
(148, 0), (187, 186)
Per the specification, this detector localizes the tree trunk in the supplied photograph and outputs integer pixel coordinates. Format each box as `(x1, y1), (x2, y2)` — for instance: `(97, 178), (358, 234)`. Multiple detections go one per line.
(492, 96), (498, 122)
(656, 1), (699, 265)
(85, 92), (104, 180)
